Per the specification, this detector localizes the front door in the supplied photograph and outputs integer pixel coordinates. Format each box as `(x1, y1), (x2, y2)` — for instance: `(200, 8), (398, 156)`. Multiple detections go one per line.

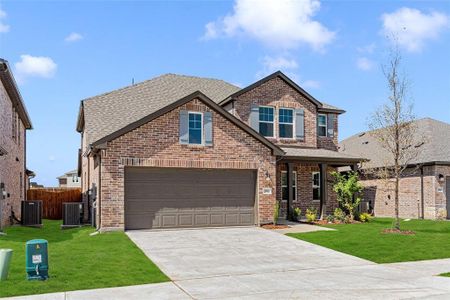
(446, 176), (450, 220)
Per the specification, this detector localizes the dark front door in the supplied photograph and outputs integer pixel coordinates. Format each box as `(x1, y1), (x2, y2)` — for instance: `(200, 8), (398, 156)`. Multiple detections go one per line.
(446, 177), (450, 220)
(124, 167), (256, 230)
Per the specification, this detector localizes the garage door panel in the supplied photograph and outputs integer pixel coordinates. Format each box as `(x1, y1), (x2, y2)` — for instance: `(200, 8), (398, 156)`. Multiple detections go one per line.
(125, 167), (256, 230)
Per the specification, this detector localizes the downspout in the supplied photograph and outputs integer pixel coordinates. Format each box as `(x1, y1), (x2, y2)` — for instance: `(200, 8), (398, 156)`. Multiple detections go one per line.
(98, 154), (102, 230)
(420, 165), (425, 219)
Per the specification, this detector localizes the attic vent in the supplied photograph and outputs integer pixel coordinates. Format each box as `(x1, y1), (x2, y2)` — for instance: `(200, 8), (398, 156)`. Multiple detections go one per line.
(358, 132), (366, 137)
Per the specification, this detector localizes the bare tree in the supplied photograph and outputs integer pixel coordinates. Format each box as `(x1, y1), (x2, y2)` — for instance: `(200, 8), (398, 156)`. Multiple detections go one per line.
(368, 43), (423, 230)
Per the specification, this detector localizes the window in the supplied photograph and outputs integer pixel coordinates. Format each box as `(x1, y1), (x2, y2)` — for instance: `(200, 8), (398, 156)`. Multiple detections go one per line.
(188, 112), (203, 144)
(11, 107), (17, 141)
(259, 106), (274, 137)
(279, 108), (294, 138)
(281, 171), (297, 201)
(318, 114), (327, 137)
(312, 172), (321, 201)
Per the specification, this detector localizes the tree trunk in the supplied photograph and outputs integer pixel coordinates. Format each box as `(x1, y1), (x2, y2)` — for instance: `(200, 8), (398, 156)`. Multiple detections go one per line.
(394, 174), (400, 230)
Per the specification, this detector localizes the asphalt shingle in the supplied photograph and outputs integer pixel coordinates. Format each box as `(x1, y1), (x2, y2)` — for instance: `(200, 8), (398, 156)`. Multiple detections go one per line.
(339, 118), (450, 169)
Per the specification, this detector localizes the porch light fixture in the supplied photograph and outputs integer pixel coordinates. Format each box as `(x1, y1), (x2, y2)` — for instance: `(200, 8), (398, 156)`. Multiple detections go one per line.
(265, 171), (271, 181)
(438, 174), (445, 183)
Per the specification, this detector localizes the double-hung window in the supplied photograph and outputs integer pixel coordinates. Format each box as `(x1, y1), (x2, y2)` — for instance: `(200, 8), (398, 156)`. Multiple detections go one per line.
(281, 171), (297, 201)
(279, 108), (294, 138)
(188, 112), (203, 144)
(312, 172), (321, 201)
(317, 114), (327, 137)
(259, 106), (274, 137)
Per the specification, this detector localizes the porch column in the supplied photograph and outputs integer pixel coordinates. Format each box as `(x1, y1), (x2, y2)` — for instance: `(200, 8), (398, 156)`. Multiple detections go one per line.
(287, 162), (294, 221)
(319, 163), (328, 219)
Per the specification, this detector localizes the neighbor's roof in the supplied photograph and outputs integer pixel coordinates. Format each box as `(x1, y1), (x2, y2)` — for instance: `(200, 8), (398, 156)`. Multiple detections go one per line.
(0, 59), (32, 129)
(339, 118), (450, 169)
(57, 169), (78, 179)
(77, 74), (240, 146)
(282, 147), (365, 164)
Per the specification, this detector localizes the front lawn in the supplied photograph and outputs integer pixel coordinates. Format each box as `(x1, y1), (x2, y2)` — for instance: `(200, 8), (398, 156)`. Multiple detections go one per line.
(289, 218), (450, 263)
(442, 273), (450, 277)
(0, 220), (168, 298)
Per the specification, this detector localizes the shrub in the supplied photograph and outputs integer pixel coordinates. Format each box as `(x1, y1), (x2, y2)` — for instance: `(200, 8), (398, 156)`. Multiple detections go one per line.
(326, 214), (335, 223)
(359, 212), (373, 223)
(333, 208), (346, 222)
(331, 171), (363, 222)
(273, 201), (280, 224)
(305, 207), (318, 223)
(293, 207), (302, 221)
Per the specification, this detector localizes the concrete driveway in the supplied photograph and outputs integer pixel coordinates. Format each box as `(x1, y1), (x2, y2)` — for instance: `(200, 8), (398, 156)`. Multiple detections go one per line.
(127, 227), (450, 299)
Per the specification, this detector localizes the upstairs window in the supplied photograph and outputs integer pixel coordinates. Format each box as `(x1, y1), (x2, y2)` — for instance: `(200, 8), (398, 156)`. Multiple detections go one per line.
(312, 172), (321, 200)
(279, 108), (294, 138)
(318, 114), (327, 137)
(188, 112), (203, 145)
(259, 106), (274, 137)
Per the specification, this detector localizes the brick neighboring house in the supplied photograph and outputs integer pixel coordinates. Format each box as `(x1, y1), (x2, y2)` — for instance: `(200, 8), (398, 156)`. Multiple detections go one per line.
(340, 118), (450, 220)
(0, 59), (33, 229)
(77, 71), (363, 231)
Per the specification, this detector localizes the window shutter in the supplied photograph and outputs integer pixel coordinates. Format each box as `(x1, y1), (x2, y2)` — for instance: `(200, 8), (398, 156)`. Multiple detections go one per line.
(204, 111), (213, 146)
(179, 110), (189, 144)
(327, 114), (335, 138)
(295, 109), (305, 140)
(250, 104), (259, 132)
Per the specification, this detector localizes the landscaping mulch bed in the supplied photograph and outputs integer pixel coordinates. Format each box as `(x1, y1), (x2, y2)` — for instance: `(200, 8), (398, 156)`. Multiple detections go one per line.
(382, 228), (416, 235)
(261, 224), (290, 229)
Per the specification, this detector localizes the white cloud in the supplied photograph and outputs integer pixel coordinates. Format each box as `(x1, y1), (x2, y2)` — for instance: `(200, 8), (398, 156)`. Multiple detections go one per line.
(0, 9), (10, 33)
(356, 57), (374, 71)
(48, 155), (55, 162)
(15, 55), (57, 82)
(302, 80), (320, 89)
(256, 55), (298, 79)
(65, 32), (83, 42)
(357, 43), (375, 54)
(203, 0), (335, 51)
(381, 7), (449, 52)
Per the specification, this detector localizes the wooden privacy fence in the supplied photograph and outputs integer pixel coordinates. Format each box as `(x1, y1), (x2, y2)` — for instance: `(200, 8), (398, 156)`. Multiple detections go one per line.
(27, 188), (82, 219)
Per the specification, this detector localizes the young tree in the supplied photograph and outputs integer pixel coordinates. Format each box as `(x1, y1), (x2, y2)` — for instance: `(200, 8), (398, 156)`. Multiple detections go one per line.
(331, 171), (363, 222)
(368, 43), (423, 230)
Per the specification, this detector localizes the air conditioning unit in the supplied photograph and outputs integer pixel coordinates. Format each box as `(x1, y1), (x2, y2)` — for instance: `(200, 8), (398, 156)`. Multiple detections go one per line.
(62, 202), (83, 229)
(22, 200), (43, 227)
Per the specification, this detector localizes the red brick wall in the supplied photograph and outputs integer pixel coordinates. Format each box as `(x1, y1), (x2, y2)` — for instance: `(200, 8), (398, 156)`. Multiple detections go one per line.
(276, 162), (338, 219)
(233, 77), (318, 148)
(361, 165), (450, 219)
(0, 80), (26, 228)
(232, 76), (339, 151)
(97, 98), (276, 230)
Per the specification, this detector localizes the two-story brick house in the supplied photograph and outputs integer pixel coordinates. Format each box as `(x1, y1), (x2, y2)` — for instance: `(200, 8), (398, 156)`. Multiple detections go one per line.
(0, 59), (33, 229)
(77, 71), (363, 231)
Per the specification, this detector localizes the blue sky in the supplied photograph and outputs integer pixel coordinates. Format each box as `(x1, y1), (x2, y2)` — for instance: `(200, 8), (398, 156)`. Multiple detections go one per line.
(0, 0), (449, 186)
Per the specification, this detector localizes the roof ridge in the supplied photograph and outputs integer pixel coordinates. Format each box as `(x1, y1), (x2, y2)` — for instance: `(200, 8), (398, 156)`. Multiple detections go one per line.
(82, 73), (239, 103)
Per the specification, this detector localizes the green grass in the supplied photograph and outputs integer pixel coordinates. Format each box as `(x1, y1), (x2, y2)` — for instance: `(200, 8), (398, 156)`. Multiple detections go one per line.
(288, 218), (450, 264)
(0, 220), (169, 298)
(441, 273), (450, 277)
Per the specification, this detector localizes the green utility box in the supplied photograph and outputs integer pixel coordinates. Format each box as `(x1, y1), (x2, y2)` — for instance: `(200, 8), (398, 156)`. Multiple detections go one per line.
(0, 249), (13, 281)
(26, 239), (49, 280)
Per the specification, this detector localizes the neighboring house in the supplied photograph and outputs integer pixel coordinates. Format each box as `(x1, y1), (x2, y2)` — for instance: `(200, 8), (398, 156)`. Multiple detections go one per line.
(340, 118), (450, 220)
(77, 71), (363, 231)
(0, 59), (33, 228)
(57, 169), (81, 188)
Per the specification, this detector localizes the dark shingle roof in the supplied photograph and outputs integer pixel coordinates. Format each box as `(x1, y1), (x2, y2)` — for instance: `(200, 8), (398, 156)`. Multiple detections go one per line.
(339, 118), (450, 169)
(282, 147), (364, 163)
(80, 74), (240, 145)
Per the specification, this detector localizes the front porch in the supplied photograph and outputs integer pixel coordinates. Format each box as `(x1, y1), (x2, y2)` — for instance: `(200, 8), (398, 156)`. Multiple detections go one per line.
(277, 147), (364, 221)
